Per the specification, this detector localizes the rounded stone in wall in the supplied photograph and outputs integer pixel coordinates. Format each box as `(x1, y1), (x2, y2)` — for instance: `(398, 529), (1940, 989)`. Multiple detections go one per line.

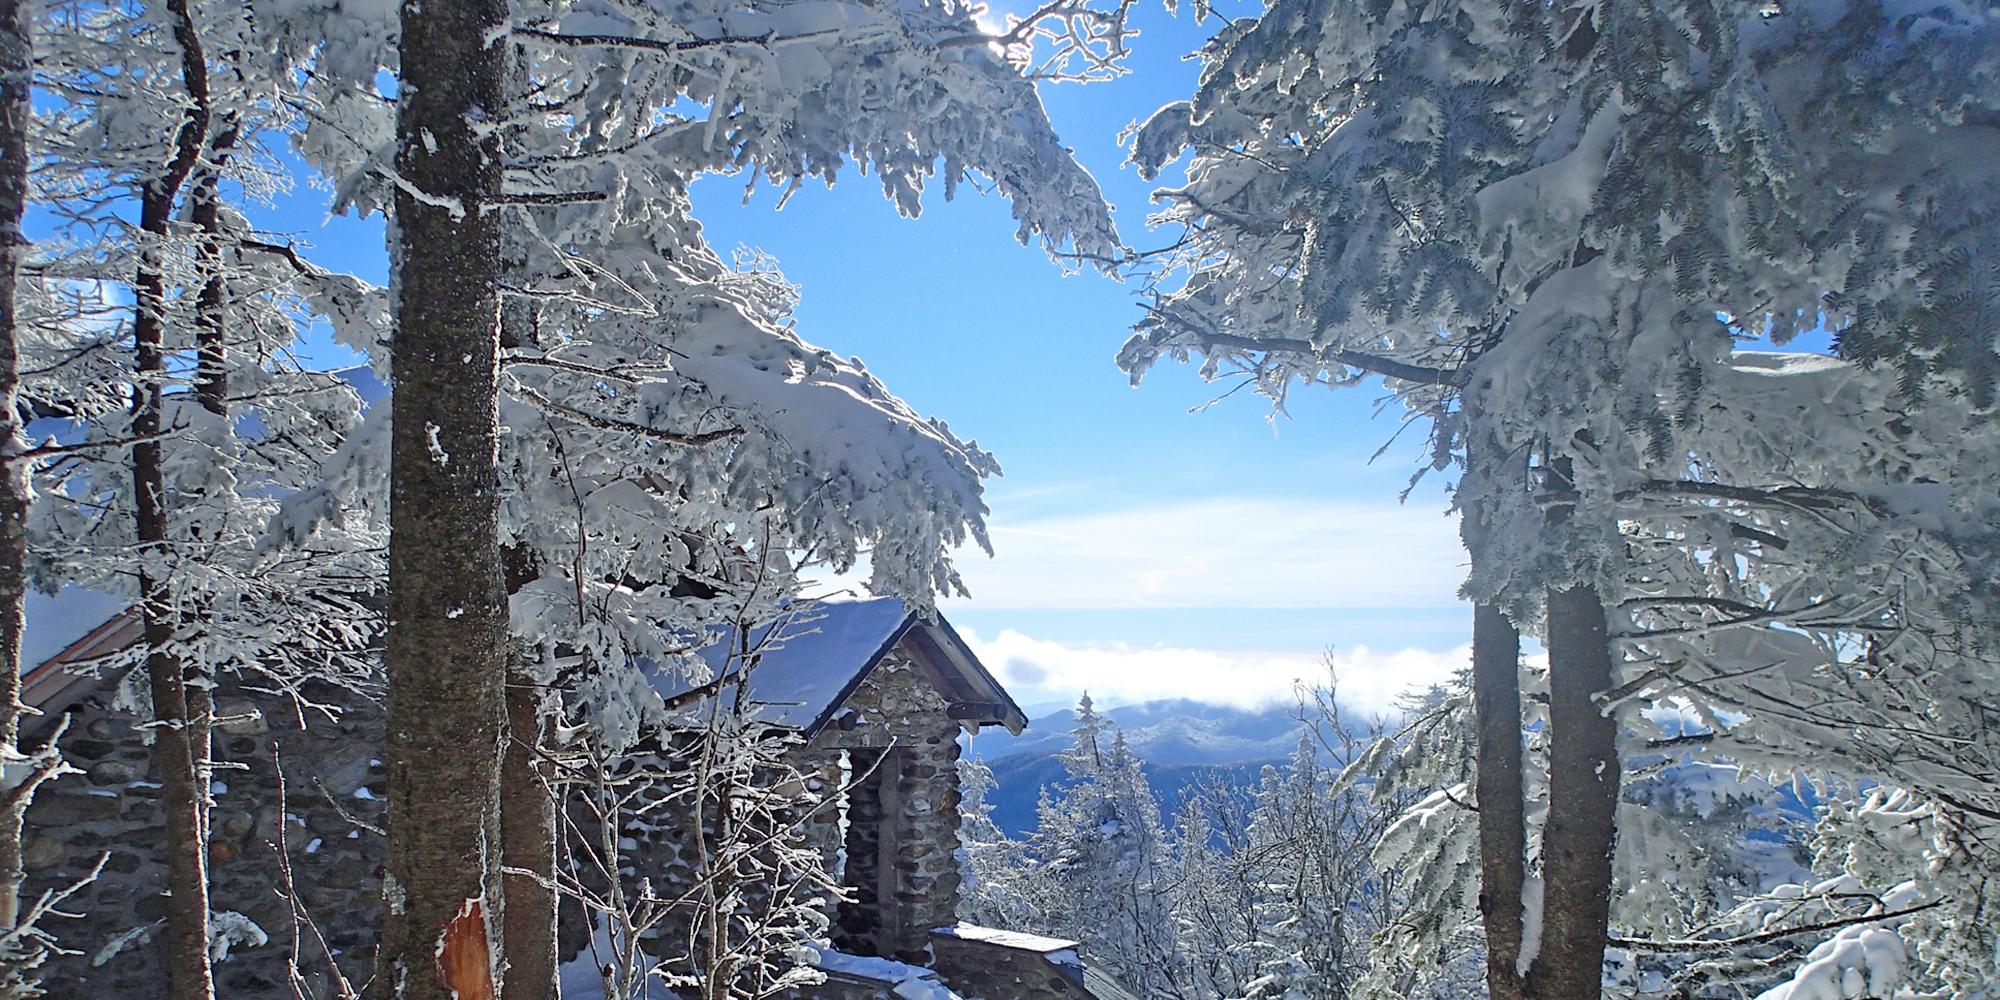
(215, 703), (267, 736)
(320, 856), (368, 889)
(219, 810), (256, 840)
(113, 826), (162, 848)
(29, 790), (120, 824)
(21, 835), (61, 871)
(88, 760), (139, 785)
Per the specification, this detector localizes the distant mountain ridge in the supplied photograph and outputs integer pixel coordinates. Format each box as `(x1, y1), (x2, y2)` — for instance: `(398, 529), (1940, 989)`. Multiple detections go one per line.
(970, 697), (1311, 766)
(966, 698), (1315, 836)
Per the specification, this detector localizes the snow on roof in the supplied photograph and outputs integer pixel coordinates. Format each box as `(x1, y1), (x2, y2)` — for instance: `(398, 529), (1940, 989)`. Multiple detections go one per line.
(1084, 966), (1146, 1000)
(932, 923), (1079, 954)
(21, 580), (1025, 742)
(649, 597), (916, 731)
(645, 597), (1027, 736)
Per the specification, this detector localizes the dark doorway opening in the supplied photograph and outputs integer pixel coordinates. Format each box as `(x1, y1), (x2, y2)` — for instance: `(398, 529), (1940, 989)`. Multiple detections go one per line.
(834, 748), (906, 955)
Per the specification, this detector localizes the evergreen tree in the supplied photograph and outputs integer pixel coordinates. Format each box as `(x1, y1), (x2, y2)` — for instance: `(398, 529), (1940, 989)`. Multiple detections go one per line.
(1029, 695), (1180, 994)
(1123, 2), (2000, 994)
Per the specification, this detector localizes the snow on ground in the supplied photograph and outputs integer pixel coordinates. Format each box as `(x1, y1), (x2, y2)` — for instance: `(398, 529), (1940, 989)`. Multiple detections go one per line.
(934, 922), (1079, 954)
(806, 945), (964, 1000)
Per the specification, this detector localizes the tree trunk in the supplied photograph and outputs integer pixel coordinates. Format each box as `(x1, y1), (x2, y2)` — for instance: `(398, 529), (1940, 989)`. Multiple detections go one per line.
(1471, 601), (1526, 1000)
(1525, 455), (1620, 1000)
(376, 0), (512, 994)
(0, 0), (33, 959)
(501, 675), (557, 1000)
(184, 69), (239, 848)
(190, 126), (236, 420)
(134, 4), (215, 996)
(494, 113), (560, 998)
(1461, 435), (1528, 1000)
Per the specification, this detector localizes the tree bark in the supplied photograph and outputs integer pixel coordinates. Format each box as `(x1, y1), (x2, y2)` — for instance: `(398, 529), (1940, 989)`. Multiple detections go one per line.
(1525, 455), (1621, 1000)
(184, 44), (240, 847)
(0, 0), (34, 960)
(495, 114), (560, 999)
(1460, 435), (1529, 1000)
(376, 0), (512, 994)
(501, 675), (557, 1000)
(190, 124), (236, 420)
(1471, 601), (1527, 1000)
(134, 4), (215, 996)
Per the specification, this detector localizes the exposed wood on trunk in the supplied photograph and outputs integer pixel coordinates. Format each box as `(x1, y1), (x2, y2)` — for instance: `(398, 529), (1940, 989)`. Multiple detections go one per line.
(438, 899), (498, 1000)
(1526, 454), (1621, 1000)
(376, 0), (513, 994)
(1472, 601), (1527, 1000)
(133, 3), (216, 996)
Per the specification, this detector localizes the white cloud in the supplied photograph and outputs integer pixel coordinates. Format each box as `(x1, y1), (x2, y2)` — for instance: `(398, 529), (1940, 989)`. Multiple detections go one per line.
(943, 495), (1466, 611)
(962, 627), (1468, 717)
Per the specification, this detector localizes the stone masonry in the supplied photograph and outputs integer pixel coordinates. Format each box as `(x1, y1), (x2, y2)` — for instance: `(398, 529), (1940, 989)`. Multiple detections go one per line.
(25, 608), (1115, 1000)
(24, 674), (386, 999)
(595, 645), (968, 975)
(806, 649), (964, 965)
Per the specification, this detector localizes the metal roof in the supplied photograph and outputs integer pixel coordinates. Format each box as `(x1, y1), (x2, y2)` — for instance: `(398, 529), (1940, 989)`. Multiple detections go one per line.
(646, 597), (1029, 737)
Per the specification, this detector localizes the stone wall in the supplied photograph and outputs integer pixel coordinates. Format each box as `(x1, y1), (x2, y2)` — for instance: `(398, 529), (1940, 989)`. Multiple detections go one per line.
(24, 672), (386, 999)
(584, 642), (972, 982)
(929, 927), (1095, 1000)
(24, 636), (984, 998)
(807, 648), (964, 965)
(553, 727), (844, 989)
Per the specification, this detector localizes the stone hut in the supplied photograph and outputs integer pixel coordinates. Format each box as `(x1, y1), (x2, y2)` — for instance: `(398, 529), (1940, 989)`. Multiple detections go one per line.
(628, 597), (1122, 998)
(20, 599), (389, 998)
(19, 594), (1130, 999)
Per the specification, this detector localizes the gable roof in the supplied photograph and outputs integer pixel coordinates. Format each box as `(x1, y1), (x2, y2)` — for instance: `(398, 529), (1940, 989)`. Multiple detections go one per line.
(648, 597), (1028, 737)
(21, 589), (1028, 741)
(21, 597), (144, 734)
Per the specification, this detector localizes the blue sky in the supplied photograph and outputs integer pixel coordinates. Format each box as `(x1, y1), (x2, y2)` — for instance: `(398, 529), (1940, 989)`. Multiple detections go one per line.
(252, 2), (1474, 714)
(686, 3), (1472, 712)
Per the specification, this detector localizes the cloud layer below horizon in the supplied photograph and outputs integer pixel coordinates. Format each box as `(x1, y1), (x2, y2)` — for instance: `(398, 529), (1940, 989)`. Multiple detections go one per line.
(962, 627), (1469, 717)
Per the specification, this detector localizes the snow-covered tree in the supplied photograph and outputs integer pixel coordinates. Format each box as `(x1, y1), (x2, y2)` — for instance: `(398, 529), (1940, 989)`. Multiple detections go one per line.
(22, 3), (388, 995)
(956, 755), (1043, 932)
(976, 684), (1437, 999)
(227, 0), (1135, 991)
(0, 2), (85, 992)
(1122, 2), (2000, 995)
(1022, 696), (1180, 994)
